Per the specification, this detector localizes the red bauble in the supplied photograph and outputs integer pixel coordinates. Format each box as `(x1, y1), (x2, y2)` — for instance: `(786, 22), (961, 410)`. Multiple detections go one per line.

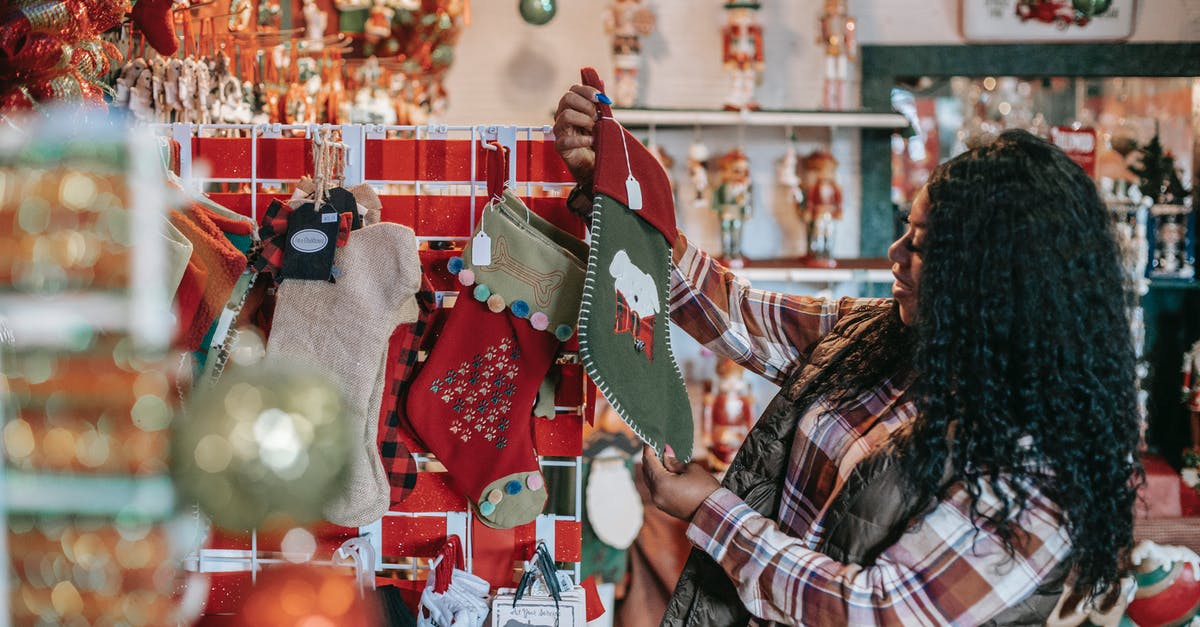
(1125, 562), (1200, 627)
(225, 565), (381, 627)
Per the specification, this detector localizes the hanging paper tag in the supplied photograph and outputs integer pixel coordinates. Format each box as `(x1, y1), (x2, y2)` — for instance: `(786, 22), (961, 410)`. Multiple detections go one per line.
(281, 202), (340, 281)
(471, 231), (492, 267)
(209, 308), (236, 350)
(625, 175), (642, 211)
(321, 212), (338, 223)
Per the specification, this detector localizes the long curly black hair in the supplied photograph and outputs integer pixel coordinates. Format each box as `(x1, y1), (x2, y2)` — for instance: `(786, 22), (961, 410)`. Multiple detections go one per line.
(895, 128), (1142, 596)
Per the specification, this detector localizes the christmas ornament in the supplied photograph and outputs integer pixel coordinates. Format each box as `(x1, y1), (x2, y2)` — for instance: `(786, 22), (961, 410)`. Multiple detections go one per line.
(519, 0), (557, 25)
(227, 564), (381, 626)
(818, 0), (857, 110)
(686, 140), (710, 210)
(704, 358), (754, 470)
(603, 0), (655, 107)
(800, 150), (842, 263)
(1072, 0), (1112, 17)
(585, 455), (643, 549)
(171, 364), (353, 531)
(1124, 541), (1200, 627)
(131, 0), (179, 56)
(577, 67), (693, 461)
(721, 0), (763, 111)
(711, 148), (753, 264)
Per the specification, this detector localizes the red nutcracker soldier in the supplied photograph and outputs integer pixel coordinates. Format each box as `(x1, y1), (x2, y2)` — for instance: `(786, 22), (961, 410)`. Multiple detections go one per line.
(818, 0), (857, 110)
(721, 1), (764, 111)
(1183, 339), (1200, 455)
(705, 358), (755, 472)
(603, 0), (656, 108)
(801, 150), (842, 263)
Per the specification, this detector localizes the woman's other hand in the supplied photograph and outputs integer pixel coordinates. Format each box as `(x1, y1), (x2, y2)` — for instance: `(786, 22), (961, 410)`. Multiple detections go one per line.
(641, 445), (720, 522)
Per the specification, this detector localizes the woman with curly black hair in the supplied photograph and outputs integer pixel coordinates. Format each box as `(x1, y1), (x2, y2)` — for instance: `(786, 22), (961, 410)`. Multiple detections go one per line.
(556, 84), (1142, 626)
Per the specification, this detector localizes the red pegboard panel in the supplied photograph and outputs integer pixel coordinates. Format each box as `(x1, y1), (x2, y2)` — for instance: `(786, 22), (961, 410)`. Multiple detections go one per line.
(470, 518), (518, 589)
(556, 364), (584, 407)
(511, 520), (537, 563)
(192, 137), (313, 181)
(519, 140), (575, 183)
(392, 472), (466, 513)
(535, 414), (584, 457)
(202, 571), (254, 615)
(555, 520), (583, 562)
(380, 515), (447, 559)
(363, 139), (475, 181)
(206, 193), (291, 219)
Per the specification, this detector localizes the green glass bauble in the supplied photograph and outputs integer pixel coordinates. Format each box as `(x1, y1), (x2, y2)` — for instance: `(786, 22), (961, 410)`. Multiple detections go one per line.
(1072, 0), (1112, 16)
(518, 0), (556, 25)
(170, 364), (351, 531)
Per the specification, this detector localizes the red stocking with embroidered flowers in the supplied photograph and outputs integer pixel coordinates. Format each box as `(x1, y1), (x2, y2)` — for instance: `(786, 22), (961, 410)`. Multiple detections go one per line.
(406, 292), (559, 529)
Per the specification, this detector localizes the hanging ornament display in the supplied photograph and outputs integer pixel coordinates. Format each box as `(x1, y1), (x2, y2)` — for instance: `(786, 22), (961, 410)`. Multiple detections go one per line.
(0, 0), (127, 112)
(171, 365), (353, 531)
(331, 0), (469, 123)
(519, 0), (557, 25)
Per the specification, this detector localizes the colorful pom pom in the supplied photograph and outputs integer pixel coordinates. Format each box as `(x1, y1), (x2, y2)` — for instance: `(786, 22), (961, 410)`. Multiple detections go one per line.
(529, 312), (549, 331)
(458, 269), (475, 286)
(487, 489), (504, 504)
(479, 501), (496, 516)
(473, 284), (491, 301)
(448, 256), (464, 274)
(510, 300), (530, 319)
(526, 474), (544, 491)
(486, 294), (506, 313)
(505, 480), (523, 495)
(554, 324), (573, 341)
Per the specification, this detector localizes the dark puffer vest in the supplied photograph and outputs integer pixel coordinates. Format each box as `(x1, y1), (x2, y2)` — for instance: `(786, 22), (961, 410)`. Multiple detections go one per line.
(661, 304), (1066, 626)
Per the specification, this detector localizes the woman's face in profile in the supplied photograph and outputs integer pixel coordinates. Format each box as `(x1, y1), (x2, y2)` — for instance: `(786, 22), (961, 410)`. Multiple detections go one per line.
(887, 188), (927, 326)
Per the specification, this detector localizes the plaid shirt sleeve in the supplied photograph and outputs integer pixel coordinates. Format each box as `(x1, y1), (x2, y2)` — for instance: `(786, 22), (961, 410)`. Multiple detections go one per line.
(687, 484), (1072, 626)
(668, 231), (887, 385)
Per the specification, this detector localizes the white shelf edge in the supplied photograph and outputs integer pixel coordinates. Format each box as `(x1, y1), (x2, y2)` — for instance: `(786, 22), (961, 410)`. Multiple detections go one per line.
(732, 267), (894, 284)
(611, 108), (909, 129)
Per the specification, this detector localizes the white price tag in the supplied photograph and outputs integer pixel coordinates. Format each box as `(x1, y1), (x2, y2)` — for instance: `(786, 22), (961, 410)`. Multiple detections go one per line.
(321, 212), (338, 223)
(471, 231), (492, 267)
(625, 174), (642, 211)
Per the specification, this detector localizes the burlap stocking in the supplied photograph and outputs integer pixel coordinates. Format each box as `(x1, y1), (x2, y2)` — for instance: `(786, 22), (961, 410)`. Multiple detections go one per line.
(266, 221), (420, 527)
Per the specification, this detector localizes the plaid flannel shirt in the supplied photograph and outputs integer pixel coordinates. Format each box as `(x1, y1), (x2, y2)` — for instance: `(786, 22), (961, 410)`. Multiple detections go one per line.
(668, 233), (1072, 626)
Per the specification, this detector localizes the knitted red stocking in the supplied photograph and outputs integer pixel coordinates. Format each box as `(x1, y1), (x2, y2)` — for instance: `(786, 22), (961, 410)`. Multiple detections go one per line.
(131, 0), (178, 56)
(405, 292), (559, 529)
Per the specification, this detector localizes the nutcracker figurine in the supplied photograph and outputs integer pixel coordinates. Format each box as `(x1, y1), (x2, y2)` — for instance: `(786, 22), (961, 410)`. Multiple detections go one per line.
(1183, 339), (1200, 453)
(818, 0), (857, 110)
(801, 150), (842, 263)
(687, 140), (711, 210)
(704, 358), (754, 471)
(721, 1), (764, 111)
(603, 0), (656, 107)
(302, 0), (328, 51)
(712, 149), (753, 264)
(364, 0), (394, 42)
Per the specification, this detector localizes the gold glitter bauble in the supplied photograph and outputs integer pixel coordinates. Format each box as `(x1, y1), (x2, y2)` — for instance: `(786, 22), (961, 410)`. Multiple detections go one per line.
(171, 365), (351, 530)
